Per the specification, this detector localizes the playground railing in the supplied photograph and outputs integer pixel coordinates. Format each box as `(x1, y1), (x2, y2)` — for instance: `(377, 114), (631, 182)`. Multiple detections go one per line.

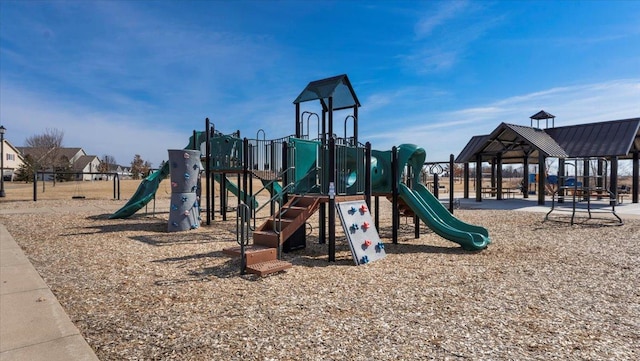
(237, 164), (321, 259)
(236, 202), (251, 275)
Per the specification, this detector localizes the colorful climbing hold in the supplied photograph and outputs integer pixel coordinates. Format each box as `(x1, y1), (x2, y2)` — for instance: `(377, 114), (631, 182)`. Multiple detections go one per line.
(376, 242), (385, 251)
(360, 255), (369, 264)
(183, 152), (190, 159)
(363, 239), (372, 247)
(362, 221), (370, 230)
(184, 173), (190, 179)
(171, 204), (178, 211)
(360, 204), (367, 213)
(181, 196), (188, 202)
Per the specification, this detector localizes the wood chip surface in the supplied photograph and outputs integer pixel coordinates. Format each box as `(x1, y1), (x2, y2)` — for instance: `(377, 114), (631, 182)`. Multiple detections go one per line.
(1, 182), (638, 360)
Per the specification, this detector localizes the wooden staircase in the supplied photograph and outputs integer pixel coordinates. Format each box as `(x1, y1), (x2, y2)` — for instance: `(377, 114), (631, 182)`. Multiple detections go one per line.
(388, 195), (416, 217)
(223, 195), (321, 276)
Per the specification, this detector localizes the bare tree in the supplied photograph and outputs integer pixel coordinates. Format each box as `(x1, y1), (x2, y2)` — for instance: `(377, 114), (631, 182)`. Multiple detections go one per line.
(98, 154), (117, 173)
(130, 155), (152, 180)
(24, 128), (64, 171)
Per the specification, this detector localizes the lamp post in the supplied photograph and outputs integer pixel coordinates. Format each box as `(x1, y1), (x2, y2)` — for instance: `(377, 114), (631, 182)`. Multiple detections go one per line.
(0, 125), (6, 197)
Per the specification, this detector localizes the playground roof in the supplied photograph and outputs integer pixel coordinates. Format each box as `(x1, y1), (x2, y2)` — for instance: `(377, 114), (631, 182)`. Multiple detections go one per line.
(456, 117), (640, 163)
(293, 74), (361, 111)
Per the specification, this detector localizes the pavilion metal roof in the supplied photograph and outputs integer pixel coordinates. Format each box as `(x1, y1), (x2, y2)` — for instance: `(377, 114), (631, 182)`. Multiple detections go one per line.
(545, 118), (640, 158)
(455, 123), (568, 163)
(293, 74), (361, 111)
(454, 135), (489, 163)
(455, 118), (640, 163)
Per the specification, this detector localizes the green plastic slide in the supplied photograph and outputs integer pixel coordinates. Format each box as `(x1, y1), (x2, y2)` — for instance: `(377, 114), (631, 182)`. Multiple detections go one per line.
(109, 162), (170, 219)
(399, 183), (489, 250)
(395, 143), (490, 250)
(111, 132), (207, 219)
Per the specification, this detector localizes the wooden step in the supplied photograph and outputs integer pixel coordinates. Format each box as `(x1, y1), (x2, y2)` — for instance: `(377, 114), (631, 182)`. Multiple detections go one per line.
(246, 259), (292, 277)
(222, 245), (277, 265)
(291, 196), (317, 207)
(279, 206), (307, 219)
(263, 218), (294, 230)
(253, 231), (280, 248)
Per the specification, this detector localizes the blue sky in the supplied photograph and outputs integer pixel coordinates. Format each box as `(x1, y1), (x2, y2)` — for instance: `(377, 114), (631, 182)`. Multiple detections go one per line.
(1, 0), (639, 167)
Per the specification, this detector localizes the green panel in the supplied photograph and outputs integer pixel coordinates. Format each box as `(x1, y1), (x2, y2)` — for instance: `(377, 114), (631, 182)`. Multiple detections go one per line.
(209, 135), (244, 171)
(371, 149), (392, 193)
(291, 138), (320, 193)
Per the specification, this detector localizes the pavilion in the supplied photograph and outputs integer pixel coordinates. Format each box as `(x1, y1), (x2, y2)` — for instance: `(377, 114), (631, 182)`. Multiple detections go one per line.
(455, 111), (640, 205)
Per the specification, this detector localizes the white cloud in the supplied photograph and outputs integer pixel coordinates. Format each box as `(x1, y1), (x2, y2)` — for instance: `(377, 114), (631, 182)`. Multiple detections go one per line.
(414, 0), (469, 39)
(362, 79), (640, 161)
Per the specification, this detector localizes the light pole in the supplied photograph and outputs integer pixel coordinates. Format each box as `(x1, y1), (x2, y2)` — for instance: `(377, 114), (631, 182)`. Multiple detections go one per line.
(0, 125), (6, 197)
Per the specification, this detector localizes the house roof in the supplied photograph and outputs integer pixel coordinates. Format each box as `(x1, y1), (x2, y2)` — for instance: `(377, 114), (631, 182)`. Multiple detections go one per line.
(456, 117), (640, 163)
(293, 74), (361, 111)
(72, 155), (99, 172)
(17, 147), (84, 161)
(1, 139), (26, 162)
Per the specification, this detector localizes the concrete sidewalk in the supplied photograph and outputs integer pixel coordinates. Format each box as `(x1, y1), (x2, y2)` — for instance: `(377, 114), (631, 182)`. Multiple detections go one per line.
(0, 223), (99, 361)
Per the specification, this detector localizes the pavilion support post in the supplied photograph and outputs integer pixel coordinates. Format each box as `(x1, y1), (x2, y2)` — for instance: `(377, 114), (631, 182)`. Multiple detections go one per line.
(490, 158), (496, 196)
(538, 153), (546, 205)
(463, 162), (469, 199)
(633, 151), (639, 203)
(610, 156), (618, 206)
(597, 159), (604, 200)
(523, 155), (530, 199)
(496, 153), (503, 200)
(475, 154), (482, 202)
(583, 159), (590, 202)
(558, 158), (565, 203)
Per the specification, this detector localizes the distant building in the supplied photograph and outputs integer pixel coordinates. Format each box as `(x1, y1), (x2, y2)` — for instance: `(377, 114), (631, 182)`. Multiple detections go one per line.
(17, 146), (103, 181)
(1, 138), (26, 181)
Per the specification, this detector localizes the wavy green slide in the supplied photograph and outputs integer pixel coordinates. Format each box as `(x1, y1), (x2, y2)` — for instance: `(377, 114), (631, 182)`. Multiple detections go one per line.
(399, 183), (490, 250)
(395, 144), (490, 250)
(109, 162), (171, 219)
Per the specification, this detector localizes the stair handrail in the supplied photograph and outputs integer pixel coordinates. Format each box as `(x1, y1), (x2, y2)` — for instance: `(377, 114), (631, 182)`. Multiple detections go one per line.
(236, 202), (251, 275)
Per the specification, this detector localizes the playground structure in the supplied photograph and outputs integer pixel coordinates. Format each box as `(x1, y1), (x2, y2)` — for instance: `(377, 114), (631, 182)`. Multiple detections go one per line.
(545, 157), (623, 225)
(112, 74), (490, 276)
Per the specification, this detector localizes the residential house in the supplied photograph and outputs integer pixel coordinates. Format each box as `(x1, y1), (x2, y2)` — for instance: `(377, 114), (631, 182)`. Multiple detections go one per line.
(1, 138), (26, 181)
(17, 147), (103, 181)
(72, 155), (101, 181)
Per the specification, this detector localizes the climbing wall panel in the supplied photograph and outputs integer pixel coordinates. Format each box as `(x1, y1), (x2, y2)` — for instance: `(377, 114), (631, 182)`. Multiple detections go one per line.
(336, 200), (386, 265)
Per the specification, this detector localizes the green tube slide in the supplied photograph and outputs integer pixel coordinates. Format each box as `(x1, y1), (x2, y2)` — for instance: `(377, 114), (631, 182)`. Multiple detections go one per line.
(393, 144), (490, 250)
